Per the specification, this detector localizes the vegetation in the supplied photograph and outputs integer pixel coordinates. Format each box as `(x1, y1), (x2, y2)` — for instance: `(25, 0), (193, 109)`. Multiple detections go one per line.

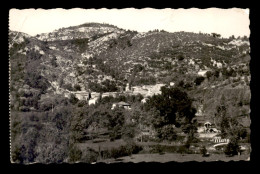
(9, 23), (250, 163)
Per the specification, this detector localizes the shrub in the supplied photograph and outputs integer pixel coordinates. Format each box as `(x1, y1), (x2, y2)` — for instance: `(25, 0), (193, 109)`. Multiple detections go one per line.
(64, 83), (74, 91)
(69, 94), (79, 105)
(194, 76), (205, 86)
(200, 146), (208, 157)
(177, 54), (185, 61)
(108, 143), (143, 159)
(11, 144), (22, 163)
(224, 139), (240, 157)
(177, 145), (190, 154)
(74, 84), (81, 91)
(68, 145), (82, 163)
(81, 148), (99, 163)
(150, 145), (164, 154)
(157, 125), (177, 141)
(77, 100), (87, 107)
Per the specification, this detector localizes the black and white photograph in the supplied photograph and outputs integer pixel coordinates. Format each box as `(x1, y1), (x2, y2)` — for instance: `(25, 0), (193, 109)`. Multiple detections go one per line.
(9, 8), (251, 164)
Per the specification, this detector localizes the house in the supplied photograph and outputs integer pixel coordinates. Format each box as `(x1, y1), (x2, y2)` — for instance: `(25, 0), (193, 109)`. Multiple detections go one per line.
(195, 104), (204, 116)
(111, 101), (131, 110)
(72, 91), (90, 100)
(203, 121), (220, 133)
(131, 83), (166, 97)
(101, 92), (118, 98)
(88, 98), (99, 105)
(125, 83), (131, 91)
(90, 92), (101, 99)
(197, 70), (208, 77)
(141, 97), (148, 104)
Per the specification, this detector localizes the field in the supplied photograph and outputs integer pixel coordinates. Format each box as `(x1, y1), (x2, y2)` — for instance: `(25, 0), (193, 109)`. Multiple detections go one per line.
(77, 139), (127, 151)
(97, 153), (250, 163)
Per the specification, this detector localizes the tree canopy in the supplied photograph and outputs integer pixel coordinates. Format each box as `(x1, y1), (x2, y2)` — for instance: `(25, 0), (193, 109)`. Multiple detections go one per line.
(144, 86), (196, 129)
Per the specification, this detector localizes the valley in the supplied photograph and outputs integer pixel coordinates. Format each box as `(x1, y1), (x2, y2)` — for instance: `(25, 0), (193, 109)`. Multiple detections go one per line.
(9, 22), (251, 163)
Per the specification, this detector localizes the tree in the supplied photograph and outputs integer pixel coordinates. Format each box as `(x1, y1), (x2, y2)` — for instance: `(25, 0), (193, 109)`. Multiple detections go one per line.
(69, 94), (79, 105)
(194, 76), (205, 86)
(177, 54), (185, 61)
(157, 125), (177, 141)
(206, 71), (213, 79)
(70, 108), (86, 143)
(215, 95), (246, 139)
(64, 83), (74, 91)
(200, 146), (208, 157)
(212, 33), (221, 38)
(214, 95), (229, 138)
(127, 40), (132, 47)
(224, 137), (240, 156)
(214, 70), (220, 78)
(107, 108), (125, 140)
(145, 86), (196, 133)
(25, 70), (50, 94)
(50, 56), (58, 67)
(68, 144), (82, 162)
(74, 84), (81, 91)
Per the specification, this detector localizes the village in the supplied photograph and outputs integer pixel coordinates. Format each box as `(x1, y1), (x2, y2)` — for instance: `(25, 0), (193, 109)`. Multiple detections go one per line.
(60, 82), (249, 157)
(62, 82), (172, 106)
(9, 9), (251, 163)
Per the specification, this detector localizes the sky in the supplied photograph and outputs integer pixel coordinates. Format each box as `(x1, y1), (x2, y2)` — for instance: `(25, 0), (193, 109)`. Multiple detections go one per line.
(9, 8), (250, 38)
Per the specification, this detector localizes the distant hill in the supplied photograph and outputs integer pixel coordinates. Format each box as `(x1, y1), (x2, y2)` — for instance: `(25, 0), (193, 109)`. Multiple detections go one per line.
(9, 22), (250, 119)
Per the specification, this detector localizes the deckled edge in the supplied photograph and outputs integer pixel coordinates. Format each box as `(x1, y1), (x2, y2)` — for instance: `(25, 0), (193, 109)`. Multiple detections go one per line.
(8, 8), (251, 164)
(8, 9), (13, 163)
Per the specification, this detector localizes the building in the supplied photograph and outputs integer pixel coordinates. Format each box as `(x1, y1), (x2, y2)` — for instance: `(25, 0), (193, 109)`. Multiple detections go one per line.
(72, 91), (90, 100)
(197, 70), (208, 77)
(131, 83), (166, 97)
(195, 104), (204, 116)
(111, 101), (131, 110)
(88, 98), (99, 105)
(101, 92), (118, 98)
(125, 83), (131, 91)
(141, 97), (148, 104)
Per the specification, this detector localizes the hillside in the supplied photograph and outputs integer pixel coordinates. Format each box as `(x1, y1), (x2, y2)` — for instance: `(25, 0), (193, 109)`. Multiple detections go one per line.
(9, 22), (251, 163)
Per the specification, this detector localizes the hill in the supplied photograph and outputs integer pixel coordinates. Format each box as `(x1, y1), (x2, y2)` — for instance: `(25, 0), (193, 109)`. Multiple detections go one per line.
(9, 22), (251, 163)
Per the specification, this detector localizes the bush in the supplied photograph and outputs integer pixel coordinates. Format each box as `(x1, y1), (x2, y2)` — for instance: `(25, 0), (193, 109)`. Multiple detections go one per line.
(200, 146), (208, 157)
(194, 76), (205, 86)
(11, 144), (22, 163)
(64, 83), (74, 91)
(122, 125), (136, 140)
(150, 145), (164, 154)
(68, 145), (82, 162)
(69, 94), (79, 105)
(177, 145), (190, 154)
(177, 54), (185, 61)
(150, 145), (179, 154)
(77, 100), (87, 107)
(107, 143), (143, 159)
(224, 139), (240, 157)
(74, 84), (81, 91)
(157, 125), (177, 141)
(81, 148), (99, 163)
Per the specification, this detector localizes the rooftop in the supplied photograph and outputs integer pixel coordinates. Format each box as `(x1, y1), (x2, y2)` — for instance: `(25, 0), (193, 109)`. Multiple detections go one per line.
(117, 101), (130, 106)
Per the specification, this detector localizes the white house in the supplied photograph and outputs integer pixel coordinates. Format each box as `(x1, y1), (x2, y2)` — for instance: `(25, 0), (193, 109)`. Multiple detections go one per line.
(197, 70), (208, 77)
(141, 98), (148, 104)
(111, 101), (131, 110)
(88, 98), (99, 105)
